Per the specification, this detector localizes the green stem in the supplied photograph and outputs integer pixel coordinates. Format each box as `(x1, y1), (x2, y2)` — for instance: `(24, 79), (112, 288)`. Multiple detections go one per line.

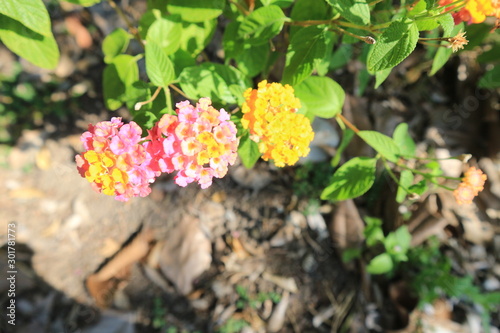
(134, 86), (162, 111)
(227, 0), (250, 15)
(336, 114), (360, 134)
(382, 158), (413, 194)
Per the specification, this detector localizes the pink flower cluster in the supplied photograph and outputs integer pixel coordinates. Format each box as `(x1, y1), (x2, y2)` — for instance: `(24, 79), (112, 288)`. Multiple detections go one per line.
(144, 98), (239, 189)
(75, 98), (239, 201)
(75, 118), (156, 201)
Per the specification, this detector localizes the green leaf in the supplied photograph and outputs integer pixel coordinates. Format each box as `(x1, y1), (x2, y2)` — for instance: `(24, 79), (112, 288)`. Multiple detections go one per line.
(396, 170), (414, 203)
(235, 43), (270, 78)
(437, 13), (454, 36)
(409, 179), (427, 195)
(342, 248), (362, 262)
(374, 68), (391, 88)
(367, 253), (393, 275)
(238, 132), (261, 168)
(331, 129), (355, 167)
(282, 26), (326, 86)
(429, 46), (453, 76)
(429, 23), (463, 75)
(384, 226), (411, 258)
(103, 55), (139, 110)
(321, 157), (377, 201)
(367, 19), (419, 72)
(0, 14), (59, 69)
(179, 19), (217, 57)
(238, 5), (286, 45)
(223, 21), (244, 59)
(294, 76), (345, 118)
(179, 63), (251, 104)
(314, 31), (336, 76)
(358, 131), (400, 162)
(60, 0), (102, 6)
(170, 49), (196, 78)
(102, 28), (130, 63)
(329, 44), (353, 71)
(408, 0), (438, 31)
(146, 16), (182, 56)
(261, 0), (294, 7)
(0, 0), (51, 37)
(167, 0), (225, 22)
(289, 0), (329, 38)
(327, 0), (370, 25)
(145, 42), (175, 87)
(364, 216), (385, 246)
(477, 44), (500, 64)
(393, 123), (416, 156)
(478, 66), (500, 89)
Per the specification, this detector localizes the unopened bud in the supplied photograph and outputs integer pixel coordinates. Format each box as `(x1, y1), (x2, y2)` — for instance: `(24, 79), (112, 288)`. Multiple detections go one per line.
(363, 36), (376, 44)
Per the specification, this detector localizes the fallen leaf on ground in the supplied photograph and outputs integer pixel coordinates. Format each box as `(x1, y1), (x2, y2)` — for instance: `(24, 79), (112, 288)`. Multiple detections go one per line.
(86, 228), (154, 308)
(158, 216), (212, 295)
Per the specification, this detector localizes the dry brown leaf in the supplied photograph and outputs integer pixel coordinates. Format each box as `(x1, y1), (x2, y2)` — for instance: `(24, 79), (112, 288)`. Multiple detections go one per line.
(159, 216), (212, 295)
(329, 199), (364, 250)
(99, 238), (122, 257)
(85, 229), (155, 308)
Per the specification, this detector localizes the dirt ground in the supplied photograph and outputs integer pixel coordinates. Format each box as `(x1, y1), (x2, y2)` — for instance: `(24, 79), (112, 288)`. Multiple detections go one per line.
(1, 2), (500, 333)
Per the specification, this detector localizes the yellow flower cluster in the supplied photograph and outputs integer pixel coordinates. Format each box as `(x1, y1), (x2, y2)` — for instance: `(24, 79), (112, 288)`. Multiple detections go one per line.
(465, 0), (496, 23)
(241, 80), (314, 167)
(81, 150), (128, 196)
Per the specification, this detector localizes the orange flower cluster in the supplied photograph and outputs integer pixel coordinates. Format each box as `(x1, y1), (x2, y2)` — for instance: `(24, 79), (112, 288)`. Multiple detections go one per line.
(453, 167), (487, 205)
(440, 0), (500, 24)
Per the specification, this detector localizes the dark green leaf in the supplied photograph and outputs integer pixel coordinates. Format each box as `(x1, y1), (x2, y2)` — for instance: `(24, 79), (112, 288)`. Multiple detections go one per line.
(179, 19), (217, 56)
(238, 132), (261, 168)
(282, 26), (326, 86)
(326, 0), (370, 25)
(478, 66), (500, 89)
(367, 19), (419, 72)
(238, 5), (286, 45)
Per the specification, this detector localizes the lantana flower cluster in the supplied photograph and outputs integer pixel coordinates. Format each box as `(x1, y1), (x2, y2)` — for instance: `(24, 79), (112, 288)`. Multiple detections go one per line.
(143, 98), (239, 189)
(75, 118), (156, 201)
(453, 166), (487, 205)
(440, 0), (500, 24)
(75, 98), (239, 201)
(241, 80), (314, 167)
